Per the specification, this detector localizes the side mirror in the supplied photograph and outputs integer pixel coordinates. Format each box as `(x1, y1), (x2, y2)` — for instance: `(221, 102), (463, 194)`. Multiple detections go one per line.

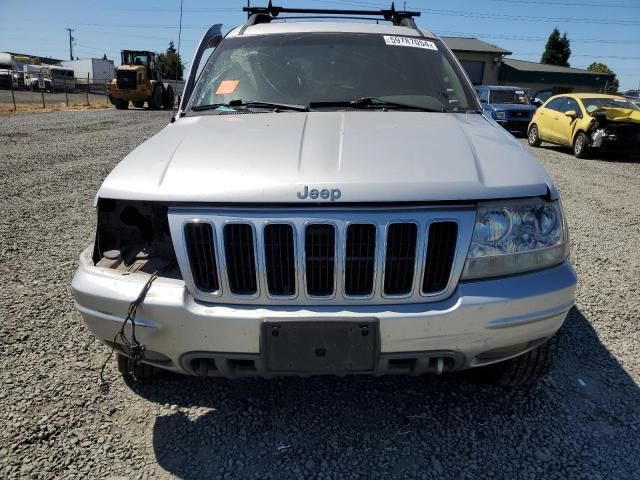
(564, 110), (577, 118)
(480, 99), (487, 104)
(531, 98), (543, 108)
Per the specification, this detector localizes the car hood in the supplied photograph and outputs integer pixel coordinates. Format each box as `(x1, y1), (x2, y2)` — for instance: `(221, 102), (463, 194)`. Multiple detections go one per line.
(98, 111), (556, 203)
(593, 107), (640, 124)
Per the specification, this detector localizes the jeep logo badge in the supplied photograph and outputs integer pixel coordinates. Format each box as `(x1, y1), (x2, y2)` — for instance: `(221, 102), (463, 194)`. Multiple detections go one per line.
(297, 186), (342, 201)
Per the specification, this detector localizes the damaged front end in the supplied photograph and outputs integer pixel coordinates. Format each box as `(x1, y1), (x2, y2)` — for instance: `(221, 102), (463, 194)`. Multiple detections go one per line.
(92, 198), (180, 278)
(588, 108), (640, 154)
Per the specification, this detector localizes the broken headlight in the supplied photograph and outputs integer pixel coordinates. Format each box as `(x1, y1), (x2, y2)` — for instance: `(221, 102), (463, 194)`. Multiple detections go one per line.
(461, 198), (569, 280)
(92, 198), (178, 276)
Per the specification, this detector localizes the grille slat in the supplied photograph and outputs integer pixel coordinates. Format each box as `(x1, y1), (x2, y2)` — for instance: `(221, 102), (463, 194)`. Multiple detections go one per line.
(184, 223), (219, 293)
(305, 224), (335, 296)
(223, 224), (257, 294)
(264, 224), (296, 296)
(423, 222), (458, 294)
(345, 224), (376, 296)
(384, 223), (418, 296)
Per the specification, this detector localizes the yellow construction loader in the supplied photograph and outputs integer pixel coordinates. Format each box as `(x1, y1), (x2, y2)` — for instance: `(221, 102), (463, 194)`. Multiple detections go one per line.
(107, 50), (174, 110)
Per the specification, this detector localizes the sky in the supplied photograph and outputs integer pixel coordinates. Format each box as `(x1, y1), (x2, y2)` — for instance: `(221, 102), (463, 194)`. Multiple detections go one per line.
(1, 0), (639, 90)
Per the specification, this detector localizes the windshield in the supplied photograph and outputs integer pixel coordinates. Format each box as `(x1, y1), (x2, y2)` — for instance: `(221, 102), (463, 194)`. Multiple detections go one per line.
(583, 97), (639, 113)
(122, 52), (149, 66)
(489, 89), (530, 104)
(189, 33), (476, 112)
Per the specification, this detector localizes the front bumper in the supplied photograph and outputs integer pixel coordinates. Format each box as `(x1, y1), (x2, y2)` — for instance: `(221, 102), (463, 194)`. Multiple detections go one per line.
(72, 247), (576, 377)
(107, 83), (150, 102)
(496, 119), (531, 133)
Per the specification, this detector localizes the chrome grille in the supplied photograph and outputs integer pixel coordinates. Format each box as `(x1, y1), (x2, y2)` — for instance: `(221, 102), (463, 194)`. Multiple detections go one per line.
(384, 223), (418, 296)
(423, 222), (458, 294)
(264, 224), (296, 296)
(184, 222), (219, 293)
(305, 224), (336, 296)
(344, 224), (376, 296)
(223, 224), (257, 294)
(169, 207), (474, 305)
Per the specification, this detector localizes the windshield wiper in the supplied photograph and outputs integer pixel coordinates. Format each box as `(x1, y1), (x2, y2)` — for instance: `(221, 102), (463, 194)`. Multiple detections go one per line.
(309, 97), (444, 112)
(192, 99), (308, 112)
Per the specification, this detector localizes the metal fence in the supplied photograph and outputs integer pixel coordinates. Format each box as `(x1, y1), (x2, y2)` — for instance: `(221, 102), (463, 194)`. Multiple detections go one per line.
(1, 70), (185, 111)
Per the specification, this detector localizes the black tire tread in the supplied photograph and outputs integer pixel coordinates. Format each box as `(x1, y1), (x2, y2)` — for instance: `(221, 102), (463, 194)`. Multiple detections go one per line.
(148, 86), (162, 110)
(471, 335), (558, 386)
(528, 124), (542, 147)
(573, 132), (589, 159)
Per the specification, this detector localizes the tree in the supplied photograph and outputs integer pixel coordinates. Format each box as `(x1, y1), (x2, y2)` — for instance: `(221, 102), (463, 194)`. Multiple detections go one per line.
(541, 28), (571, 67)
(157, 41), (184, 80)
(587, 62), (620, 94)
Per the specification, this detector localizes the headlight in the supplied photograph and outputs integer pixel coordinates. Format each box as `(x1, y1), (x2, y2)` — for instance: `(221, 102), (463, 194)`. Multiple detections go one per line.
(494, 110), (506, 120)
(462, 198), (569, 280)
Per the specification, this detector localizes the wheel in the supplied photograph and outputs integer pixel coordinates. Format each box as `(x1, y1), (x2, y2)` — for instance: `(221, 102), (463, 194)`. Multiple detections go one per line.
(132, 100), (145, 108)
(469, 335), (558, 386)
(117, 354), (163, 380)
(528, 124), (542, 147)
(573, 132), (589, 158)
(113, 98), (129, 110)
(148, 86), (162, 110)
(162, 85), (175, 109)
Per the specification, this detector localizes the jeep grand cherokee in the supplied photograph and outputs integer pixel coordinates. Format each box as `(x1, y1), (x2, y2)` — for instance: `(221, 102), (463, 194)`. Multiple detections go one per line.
(72, 5), (576, 386)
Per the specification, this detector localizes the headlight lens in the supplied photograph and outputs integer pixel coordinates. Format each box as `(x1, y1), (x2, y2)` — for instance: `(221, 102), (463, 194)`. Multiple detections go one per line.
(462, 199), (569, 280)
(494, 110), (506, 120)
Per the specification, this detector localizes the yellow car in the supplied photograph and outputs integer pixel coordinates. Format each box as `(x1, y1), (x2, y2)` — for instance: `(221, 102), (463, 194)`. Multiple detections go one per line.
(527, 93), (640, 158)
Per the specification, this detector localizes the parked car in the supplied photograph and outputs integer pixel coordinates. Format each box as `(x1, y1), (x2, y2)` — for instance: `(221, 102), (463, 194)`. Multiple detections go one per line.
(528, 93), (640, 158)
(475, 85), (537, 135)
(532, 87), (574, 105)
(72, 4), (576, 387)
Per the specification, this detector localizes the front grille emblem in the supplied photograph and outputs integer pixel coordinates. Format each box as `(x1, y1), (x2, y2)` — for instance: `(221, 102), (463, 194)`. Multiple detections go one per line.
(297, 186), (342, 201)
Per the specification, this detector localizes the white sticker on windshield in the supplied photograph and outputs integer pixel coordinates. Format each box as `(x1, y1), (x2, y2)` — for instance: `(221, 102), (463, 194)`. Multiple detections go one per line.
(383, 36), (438, 50)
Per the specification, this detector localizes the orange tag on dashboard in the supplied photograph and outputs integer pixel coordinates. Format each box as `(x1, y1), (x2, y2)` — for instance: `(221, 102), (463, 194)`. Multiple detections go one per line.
(216, 80), (239, 95)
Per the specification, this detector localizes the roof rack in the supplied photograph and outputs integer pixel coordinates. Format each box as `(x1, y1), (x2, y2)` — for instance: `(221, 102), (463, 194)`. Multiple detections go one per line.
(240, 1), (422, 35)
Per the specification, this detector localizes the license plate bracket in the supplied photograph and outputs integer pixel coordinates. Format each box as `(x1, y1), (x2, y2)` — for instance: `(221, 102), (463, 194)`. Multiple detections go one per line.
(263, 320), (379, 374)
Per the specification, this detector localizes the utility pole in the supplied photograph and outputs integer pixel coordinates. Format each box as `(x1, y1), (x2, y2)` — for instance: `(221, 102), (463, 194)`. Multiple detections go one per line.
(66, 28), (74, 60)
(176, 0), (183, 81)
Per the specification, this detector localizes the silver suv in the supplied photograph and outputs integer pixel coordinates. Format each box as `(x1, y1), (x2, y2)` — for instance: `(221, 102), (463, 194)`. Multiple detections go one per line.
(72, 5), (576, 386)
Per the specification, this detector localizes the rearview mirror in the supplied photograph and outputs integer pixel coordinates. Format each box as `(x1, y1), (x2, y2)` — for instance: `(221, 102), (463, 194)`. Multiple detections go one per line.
(480, 99), (487, 104)
(564, 110), (577, 118)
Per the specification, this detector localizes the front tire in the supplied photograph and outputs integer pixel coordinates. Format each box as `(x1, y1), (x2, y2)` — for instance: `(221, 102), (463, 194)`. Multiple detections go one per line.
(573, 132), (589, 158)
(528, 124), (542, 147)
(162, 85), (175, 109)
(132, 100), (145, 108)
(469, 335), (558, 386)
(113, 98), (129, 110)
(117, 354), (163, 380)
(148, 86), (162, 110)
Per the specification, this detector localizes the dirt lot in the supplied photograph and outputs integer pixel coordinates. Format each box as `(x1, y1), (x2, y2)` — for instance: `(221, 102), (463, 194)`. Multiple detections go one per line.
(1, 110), (639, 479)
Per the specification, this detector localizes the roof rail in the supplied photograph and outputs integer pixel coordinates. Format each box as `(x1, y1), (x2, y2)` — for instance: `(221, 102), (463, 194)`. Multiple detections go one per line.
(240, 1), (421, 34)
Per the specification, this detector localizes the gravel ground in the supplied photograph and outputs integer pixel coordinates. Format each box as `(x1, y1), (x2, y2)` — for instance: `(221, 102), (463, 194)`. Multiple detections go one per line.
(1, 110), (639, 479)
